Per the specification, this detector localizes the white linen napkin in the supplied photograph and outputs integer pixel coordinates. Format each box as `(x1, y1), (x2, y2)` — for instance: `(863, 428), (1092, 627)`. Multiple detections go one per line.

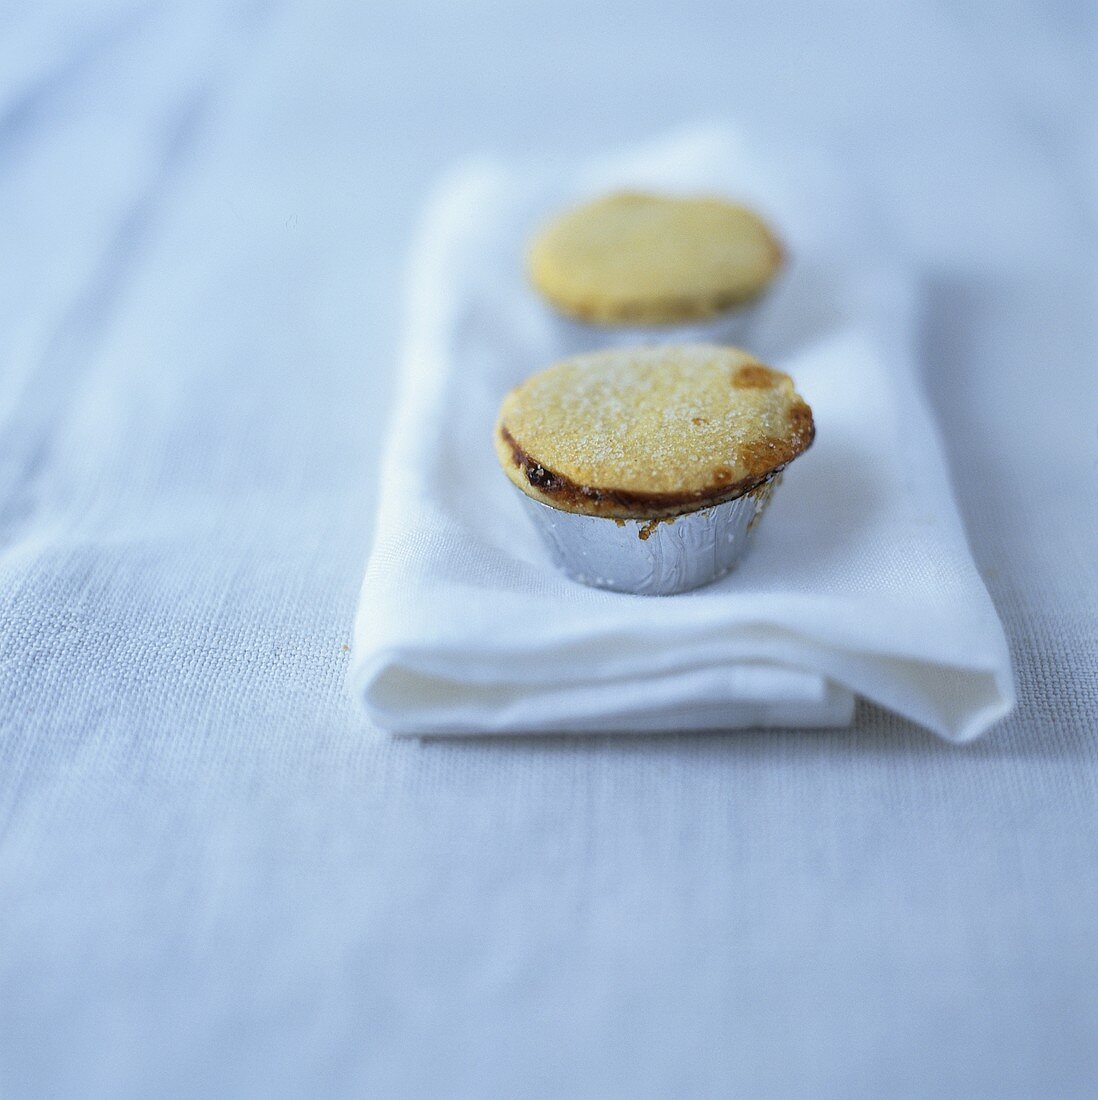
(350, 127), (1014, 741)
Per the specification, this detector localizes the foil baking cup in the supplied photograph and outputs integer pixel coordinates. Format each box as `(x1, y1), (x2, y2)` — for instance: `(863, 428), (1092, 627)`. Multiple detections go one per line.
(517, 475), (780, 596)
(548, 304), (760, 358)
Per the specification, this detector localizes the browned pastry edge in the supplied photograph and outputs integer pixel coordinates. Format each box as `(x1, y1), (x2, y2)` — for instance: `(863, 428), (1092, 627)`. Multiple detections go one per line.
(537, 284), (774, 327)
(499, 401), (814, 520)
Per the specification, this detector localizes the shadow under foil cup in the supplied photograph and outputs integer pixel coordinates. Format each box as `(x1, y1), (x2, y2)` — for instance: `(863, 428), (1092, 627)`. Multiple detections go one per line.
(516, 474), (781, 596)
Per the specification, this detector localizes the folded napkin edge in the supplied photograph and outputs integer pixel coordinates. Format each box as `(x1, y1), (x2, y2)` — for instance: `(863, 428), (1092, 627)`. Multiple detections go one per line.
(351, 630), (1015, 743)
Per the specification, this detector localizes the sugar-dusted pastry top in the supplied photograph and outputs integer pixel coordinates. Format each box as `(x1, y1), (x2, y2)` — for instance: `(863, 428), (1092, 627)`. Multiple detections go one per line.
(495, 346), (814, 519)
(526, 191), (784, 326)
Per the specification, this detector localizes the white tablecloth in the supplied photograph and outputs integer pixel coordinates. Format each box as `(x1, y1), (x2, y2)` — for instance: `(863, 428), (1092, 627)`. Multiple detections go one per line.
(1, 2), (1095, 1096)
